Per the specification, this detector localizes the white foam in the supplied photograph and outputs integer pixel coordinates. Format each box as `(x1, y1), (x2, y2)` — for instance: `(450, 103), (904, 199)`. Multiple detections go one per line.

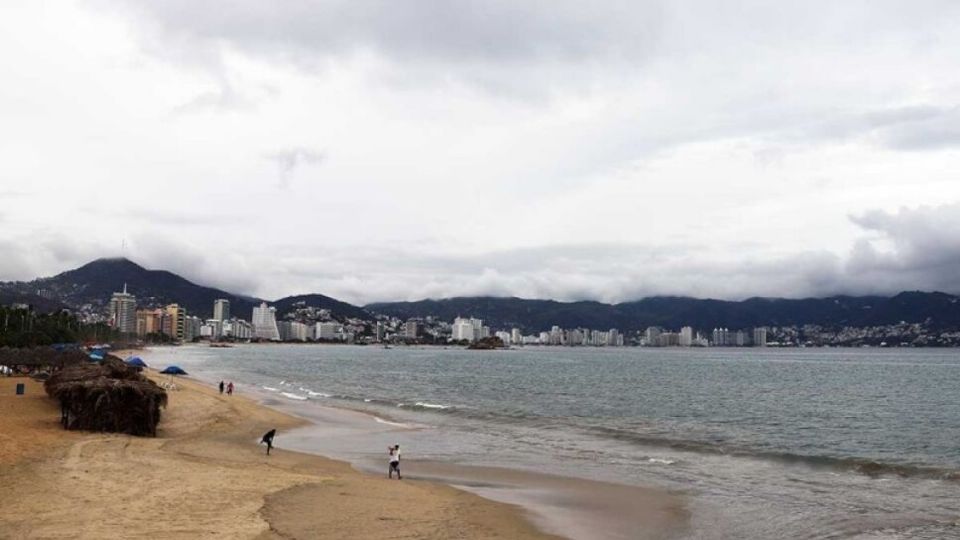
(363, 398), (372, 402)
(647, 458), (676, 465)
(307, 391), (330, 398)
(374, 416), (412, 428)
(263, 386), (279, 392)
(281, 392), (308, 401)
(415, 402), (450, 409)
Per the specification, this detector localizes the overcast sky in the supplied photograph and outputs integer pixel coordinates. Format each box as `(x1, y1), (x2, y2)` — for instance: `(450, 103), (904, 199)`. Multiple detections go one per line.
(2, 1), (960, 304)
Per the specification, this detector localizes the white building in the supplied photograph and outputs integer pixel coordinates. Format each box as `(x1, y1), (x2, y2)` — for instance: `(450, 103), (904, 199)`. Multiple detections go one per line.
(404, 320), (419, 339)
(452, 317), (478, 342)
(315, 322), (339, 340)
(202, 318), (223, 339)
(108, 284), (137, 334)
(679, 326), (694, 347)
(213, 299), (230, 321)
(252, 302), (281, 341)
(511, 328), (522, 346)
(495, 330), (512, 345)
(223, 318), (253, 340)
(279, 321), (310, 341)
(753, 327), (768, 347)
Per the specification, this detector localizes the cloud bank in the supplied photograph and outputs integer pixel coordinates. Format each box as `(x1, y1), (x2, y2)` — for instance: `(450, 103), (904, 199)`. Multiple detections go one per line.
(0, 2), (959, 304)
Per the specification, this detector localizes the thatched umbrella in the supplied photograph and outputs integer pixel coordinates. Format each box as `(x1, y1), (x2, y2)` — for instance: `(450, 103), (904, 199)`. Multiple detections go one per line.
(45, 356), (168, 436)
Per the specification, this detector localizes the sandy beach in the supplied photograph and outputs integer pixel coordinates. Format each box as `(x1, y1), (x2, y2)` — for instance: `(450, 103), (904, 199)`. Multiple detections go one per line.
(0, 373), (557, 539)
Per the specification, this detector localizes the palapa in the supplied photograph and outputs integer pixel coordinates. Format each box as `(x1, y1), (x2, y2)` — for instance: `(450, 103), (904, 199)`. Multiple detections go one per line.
(45, 356), (167, 436)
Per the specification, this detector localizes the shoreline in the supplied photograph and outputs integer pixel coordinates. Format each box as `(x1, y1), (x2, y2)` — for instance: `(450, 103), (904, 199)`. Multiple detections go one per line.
(159, 351), (690, 540)
(0, 371), (559, 538)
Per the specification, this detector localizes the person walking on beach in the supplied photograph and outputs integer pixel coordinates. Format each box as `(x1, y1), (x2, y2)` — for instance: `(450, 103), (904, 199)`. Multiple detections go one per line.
(261, 429), (276, 455)
(388, 444), (401, 479)
(227, 381), (234, 395)
(219, 380), (225, 394)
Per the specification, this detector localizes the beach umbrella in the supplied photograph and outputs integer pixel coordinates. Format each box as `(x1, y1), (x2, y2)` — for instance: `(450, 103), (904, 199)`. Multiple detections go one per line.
(88, 352), (104, 362)
(125, 357), (148, 368)
(160, 365), (187, 375)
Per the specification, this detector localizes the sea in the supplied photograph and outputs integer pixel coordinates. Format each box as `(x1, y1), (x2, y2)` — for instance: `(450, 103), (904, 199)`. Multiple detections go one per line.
(148, 344), (960, 539)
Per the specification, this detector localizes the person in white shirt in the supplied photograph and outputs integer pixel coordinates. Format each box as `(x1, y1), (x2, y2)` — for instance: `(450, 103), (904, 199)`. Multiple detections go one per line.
(388, 444), (402, 479)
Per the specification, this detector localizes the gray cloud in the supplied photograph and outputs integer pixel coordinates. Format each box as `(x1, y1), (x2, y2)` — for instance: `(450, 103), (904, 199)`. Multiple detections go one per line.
(266, 148), (324, 188)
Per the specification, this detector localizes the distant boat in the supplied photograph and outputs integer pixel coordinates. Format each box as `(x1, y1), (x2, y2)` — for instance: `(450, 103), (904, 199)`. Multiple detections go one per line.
(209, 343), (233, 348)
(383, 344), (392, 349)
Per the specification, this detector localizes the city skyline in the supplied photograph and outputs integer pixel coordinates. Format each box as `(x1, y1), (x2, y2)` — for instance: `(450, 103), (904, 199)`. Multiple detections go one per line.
(2, 3), (960, 305)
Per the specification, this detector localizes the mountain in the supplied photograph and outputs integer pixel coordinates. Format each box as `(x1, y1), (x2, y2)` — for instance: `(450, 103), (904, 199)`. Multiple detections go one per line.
(0, 258), (261, 319)
(367, 292), (960, 333)
(0, 258), (370, 321)
(272, 294), (372, 321)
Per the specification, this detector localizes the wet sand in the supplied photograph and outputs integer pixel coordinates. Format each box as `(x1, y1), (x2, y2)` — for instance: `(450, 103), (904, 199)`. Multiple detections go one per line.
(262, 397), (689, 540)
(0, 374), (554, 539)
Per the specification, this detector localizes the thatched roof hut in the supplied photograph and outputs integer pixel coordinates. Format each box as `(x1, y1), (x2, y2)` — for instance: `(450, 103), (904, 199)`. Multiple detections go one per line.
(45, 357), (167, 436)
(0, 347), (88, 370)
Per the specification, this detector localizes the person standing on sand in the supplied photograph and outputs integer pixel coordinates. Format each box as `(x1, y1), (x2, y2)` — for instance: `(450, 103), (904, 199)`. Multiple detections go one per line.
(227, 381), (234, 395)
(388, 444), (401, 479)
(219, 380), (225, 394)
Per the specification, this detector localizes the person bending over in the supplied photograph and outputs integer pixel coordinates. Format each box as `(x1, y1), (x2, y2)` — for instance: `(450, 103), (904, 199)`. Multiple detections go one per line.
(261, 429), (276, 455)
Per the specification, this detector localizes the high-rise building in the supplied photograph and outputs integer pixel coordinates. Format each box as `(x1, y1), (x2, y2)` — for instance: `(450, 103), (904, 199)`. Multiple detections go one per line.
(452, 317), (478, 342)
(753, 327), (768, 347)
(404, 320), (419, 339)
(315, 322), (339, 341)
(213, 299), (231, 322)
(679, 326), (694, 347)
(645, 327), (662, 346)
(184, 316), (202, 341)
(252, 302), (281, 341)
(511, 328), (522, 346)
(375, 322), (385, 342)
(136, 308), (164, 337)
(164, 304), (186, 340)
(108, 284), (137, 334)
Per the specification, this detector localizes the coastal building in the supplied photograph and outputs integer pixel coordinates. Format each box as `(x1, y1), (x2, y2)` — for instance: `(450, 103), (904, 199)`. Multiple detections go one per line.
(679, 326), (693, 347)
(645, 327), (662, 346)
(183, 316), (202, 341)
(108, 284), (137, 334)
(753, 327), (768, 347)
(495, 330), (512, 345)
(404, 320), (418, 339)
(223, 318), (253, 340)
(511, 328), (522, 346)
(452, 317), (478, 342)
(252, 302), (281, 341)
(375, 322), (385, 342)
(136, 308), (164, 337)
(279, 321), (310, 341)
(213, 299), (230, 322)
(163, 304), (186, 340)
(712, 327), (729, 347)
(315, 322), (339, 341)
(201, 318), (223, 339)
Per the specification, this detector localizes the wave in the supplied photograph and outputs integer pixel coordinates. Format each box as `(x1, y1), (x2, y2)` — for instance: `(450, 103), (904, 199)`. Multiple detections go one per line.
(262, 386), (279, 392)
(581, 425), (960, 481)
(281, 392), (308, 401)
(414, 402), (450, 410)
(647, 458), (677, 465)
(307, 391), (330, 398)
(374, 416), (415, 428)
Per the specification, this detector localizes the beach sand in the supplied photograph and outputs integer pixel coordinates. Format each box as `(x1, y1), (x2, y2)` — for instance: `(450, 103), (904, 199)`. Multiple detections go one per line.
(0, 374), (554, 539)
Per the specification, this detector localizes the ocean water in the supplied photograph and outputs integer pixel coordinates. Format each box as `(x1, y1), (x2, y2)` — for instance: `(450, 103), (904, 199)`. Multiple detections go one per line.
(151, 344), (960, 539)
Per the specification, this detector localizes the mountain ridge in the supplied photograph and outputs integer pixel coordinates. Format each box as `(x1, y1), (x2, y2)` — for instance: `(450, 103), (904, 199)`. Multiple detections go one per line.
(2, 258), (959, 332)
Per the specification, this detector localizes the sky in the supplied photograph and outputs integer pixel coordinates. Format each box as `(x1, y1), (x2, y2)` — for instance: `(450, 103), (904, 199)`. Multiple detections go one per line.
(1, 1), (960, 305)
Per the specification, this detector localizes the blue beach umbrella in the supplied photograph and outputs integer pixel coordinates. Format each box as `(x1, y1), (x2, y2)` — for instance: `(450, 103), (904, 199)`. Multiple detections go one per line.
(88, 352), (104, 362)
(125, 357), (148, 368)
(160, 365), (187, 375)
